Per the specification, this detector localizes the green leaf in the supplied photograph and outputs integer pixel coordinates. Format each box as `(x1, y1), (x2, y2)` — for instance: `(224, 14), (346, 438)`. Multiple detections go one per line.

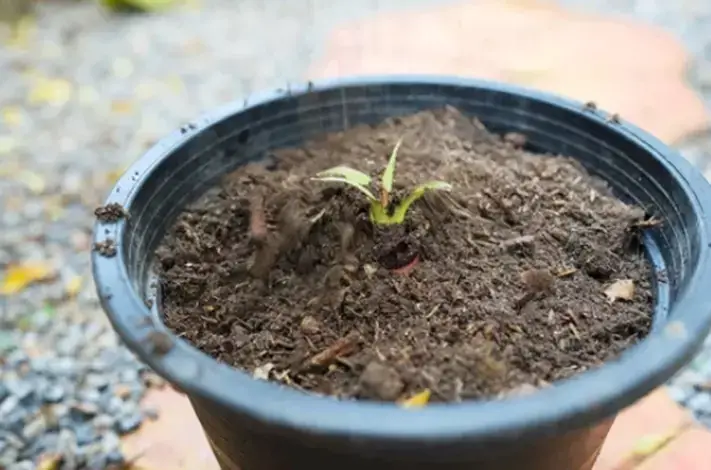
(315, 166), (372, 186)
(311, 176), (378, 201)
(410, 180), (453, 198)
(389, 180), (452, 224)
(99, 0), (177, 11)
(381, 138), (403, 193)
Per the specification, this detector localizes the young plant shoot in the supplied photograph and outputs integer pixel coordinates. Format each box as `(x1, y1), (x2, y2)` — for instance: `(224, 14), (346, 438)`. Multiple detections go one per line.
(312, 139), (452, 225)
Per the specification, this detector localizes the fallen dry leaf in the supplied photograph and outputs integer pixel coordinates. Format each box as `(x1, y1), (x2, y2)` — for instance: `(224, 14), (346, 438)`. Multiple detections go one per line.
(630, 431), (677, 458)
(28, 76), (73, 106)
(604, 279), (635, 303)
(18, 170), (45, 194)
(3, 16), (35, 49)
(400, 389), (431, 408)
(36, 453), (61, 470)
(65, 275), (83, 298)
(43, 196), (66, 221)
(1, 262), (54, 295)
(111, 99), (135, 114)
(1, 105), (22, 126)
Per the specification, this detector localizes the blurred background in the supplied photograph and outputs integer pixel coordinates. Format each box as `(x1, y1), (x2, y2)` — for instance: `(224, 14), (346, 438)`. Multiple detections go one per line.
(1, 0), (711, 468)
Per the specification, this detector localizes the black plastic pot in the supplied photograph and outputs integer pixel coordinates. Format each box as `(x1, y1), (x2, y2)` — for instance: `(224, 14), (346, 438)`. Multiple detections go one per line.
(92, 76), (711, 470)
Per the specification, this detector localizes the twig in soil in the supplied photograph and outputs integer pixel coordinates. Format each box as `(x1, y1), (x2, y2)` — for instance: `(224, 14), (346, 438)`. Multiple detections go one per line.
(249, 238), (280, 281)
(631, 217), (663, 229)
(339, 222), (355, 258)
(500, 235), (535, 253)
(248, 194), (268, 243)
(556, 267), (577, 277)
(304, 331), (361, 369)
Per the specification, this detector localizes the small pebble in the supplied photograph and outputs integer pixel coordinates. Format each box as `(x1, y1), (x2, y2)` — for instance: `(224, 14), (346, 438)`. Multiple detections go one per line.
(116, 412), (143, 435)
(43, 384), (66, 404)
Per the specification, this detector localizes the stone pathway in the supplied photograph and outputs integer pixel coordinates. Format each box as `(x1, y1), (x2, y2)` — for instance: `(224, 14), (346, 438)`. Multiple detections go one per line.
(1, 0), (711, 468)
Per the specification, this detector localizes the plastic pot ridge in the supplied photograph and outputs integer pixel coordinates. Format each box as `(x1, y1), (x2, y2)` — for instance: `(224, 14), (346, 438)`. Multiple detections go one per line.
(92, 76), (711, 470)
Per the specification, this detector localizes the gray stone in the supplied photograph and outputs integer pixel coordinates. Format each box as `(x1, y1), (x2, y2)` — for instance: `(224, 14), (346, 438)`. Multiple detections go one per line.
(687, 393), (711, 415)
(42, 384), (66, 404)
(115, 412), (143, 436)
(21, 415), (47, 441)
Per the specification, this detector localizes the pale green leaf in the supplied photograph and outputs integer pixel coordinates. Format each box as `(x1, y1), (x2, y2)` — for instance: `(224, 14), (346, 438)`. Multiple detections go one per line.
(99, 0), (178, 12)
(315, 166), (372, 186)
(411, 180), (453, 198)
(381, 138), (403, 193)
(311, 176), (377, 201)
(389, 180), (453, 224)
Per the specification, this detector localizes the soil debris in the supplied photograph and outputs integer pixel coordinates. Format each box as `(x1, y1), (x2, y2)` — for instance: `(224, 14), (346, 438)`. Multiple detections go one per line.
(93, 239), (117, 257)
(94, 203), (128, 222)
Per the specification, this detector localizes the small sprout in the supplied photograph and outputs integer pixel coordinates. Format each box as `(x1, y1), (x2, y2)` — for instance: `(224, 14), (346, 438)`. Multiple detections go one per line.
(312, 139), (452, 225)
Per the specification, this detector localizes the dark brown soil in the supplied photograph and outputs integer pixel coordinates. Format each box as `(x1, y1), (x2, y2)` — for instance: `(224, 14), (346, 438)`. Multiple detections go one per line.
(93, 239), (117, 257)
(157, 106), (653, 403)
(95, 203), (128, 223)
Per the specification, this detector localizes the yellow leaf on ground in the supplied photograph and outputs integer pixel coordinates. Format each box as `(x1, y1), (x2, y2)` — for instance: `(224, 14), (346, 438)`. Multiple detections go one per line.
(4, 16), (36, 49)
(65, 275), (83, 298)
(400, 389), (431, 408)
(28, 77), (73, 106)
(36, 453), (62, 470)
(1, 262), (54, 295)
(604, 279), (635, 303)
(0, 136), (16, 155)
(630, 431), (677, 457)
(43, 196), (66, 221)
(111, 99), (134, 114)
(1, 106), (22, 126)
(18, 170), (45, 194)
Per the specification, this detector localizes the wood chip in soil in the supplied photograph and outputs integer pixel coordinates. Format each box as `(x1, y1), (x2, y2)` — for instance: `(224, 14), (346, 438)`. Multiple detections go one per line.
(157, 106), (654, 403)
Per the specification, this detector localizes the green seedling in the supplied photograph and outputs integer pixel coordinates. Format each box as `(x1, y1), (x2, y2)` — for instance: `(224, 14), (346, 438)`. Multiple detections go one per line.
(312, 139), (452, 225)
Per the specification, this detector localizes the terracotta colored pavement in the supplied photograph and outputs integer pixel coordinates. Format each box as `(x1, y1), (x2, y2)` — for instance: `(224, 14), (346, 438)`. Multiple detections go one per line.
(123, 1), (711, 469)
(122, 387), (710, 469)
(309, 0), (709, 145)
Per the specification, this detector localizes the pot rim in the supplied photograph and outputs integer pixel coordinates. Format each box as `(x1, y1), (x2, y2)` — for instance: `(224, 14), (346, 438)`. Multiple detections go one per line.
(92, 75), (711, 442)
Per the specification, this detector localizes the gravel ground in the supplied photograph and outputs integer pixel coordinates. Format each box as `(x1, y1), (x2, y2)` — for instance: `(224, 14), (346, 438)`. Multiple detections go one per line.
(1, 0), (711, 467)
